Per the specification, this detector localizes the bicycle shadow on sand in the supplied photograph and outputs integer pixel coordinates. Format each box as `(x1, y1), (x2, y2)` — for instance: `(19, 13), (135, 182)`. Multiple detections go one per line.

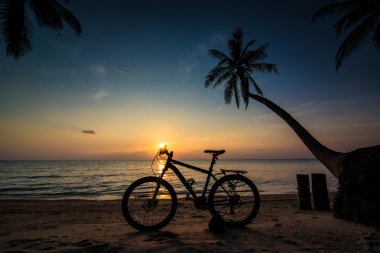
(116, 225), (303, 253)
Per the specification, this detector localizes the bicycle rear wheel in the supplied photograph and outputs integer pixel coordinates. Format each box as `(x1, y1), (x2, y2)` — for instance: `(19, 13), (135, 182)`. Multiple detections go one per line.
(208, 174), (260, 227)
(122, 176), (177, 230)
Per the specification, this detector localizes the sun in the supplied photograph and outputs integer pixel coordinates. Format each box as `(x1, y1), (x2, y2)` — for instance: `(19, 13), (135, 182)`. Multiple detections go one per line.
(158, 143), (166, 149)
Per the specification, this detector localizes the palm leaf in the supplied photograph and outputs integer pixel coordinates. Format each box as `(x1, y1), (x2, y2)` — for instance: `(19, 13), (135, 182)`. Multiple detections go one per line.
(213, 69), (235, 89)
(28, 0), (63, 31)
(372, 22), (380, 49)
(241, 39), (256, 57)
(248, 75), (264, 96)
(205, 27), (277, 109)
(251, 63), (278, 74)
(29, 0), (81, 35)
(205, 66), (229, 88)
(335, 13), (377, 69)
(208, 49), (229, 61)
(312, 0), (359, 22)
(243, 43), (270, 63)
(229, 28), (243, 61)
(0, 0), (32, 58)
(233, 78), (241, 109)
(239, 73), (250, 109)
(53, 1), (82, 35)
(334, 5), (372, 36)
(224, 76), (235, 105)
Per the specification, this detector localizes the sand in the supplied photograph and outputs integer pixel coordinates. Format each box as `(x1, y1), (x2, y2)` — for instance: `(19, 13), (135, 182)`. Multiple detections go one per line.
(0, 194), (379, 253)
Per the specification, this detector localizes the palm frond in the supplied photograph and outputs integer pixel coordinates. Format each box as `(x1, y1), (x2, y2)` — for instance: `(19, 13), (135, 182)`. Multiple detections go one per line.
(224, 77), (235, 105)
(205, 27), (277, 109)
(372, 21), (380, 49)
(213, 69), (235, 89)
(239, 73), (250, 109)
(205, 66), (230, 88)
(334, 6), (372, 37)
(241, 39), (256, 56)
(28, 0), (63, 31)
(312, 0), (359, 22)
(208, 49), (229, 60)
(229, 28), (243, 61)
(233, 78), (240, 109)
(28, 0), (81, 35)
(54, 1), (82, 35)
(243, 43), (269, 63)
(335, 13), (377, 70)
(0, 0), (32, 58)
(248, 75), (264, 96)
(251, 63), (278, 74)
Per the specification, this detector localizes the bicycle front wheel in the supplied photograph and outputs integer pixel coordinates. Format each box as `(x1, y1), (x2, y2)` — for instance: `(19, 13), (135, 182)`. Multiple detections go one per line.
(122, 176), (177, 230)
(208, 174), (260, 227)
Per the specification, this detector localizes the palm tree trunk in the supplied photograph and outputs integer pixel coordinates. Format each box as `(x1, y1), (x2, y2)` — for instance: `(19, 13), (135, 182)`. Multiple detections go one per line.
(249, 93), (345, 178)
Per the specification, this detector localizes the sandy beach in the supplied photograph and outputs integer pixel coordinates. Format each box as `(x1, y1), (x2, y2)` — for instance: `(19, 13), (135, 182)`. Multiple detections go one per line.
(0, 194), (379, 253)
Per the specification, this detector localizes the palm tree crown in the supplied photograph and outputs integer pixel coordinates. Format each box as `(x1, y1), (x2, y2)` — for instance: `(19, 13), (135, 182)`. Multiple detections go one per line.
(312, 0), (380, 70)
(205, 28), (278, 109)
(0, 0), (82, 59)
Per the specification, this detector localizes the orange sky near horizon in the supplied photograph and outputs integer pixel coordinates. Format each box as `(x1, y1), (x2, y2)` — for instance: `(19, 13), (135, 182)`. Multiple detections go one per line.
(2, 99), (378, 160)
(1, 0), (379, 161)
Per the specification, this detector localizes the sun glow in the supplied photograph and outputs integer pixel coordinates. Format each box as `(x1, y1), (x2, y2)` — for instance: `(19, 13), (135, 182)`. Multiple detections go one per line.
(159, 143), (166, 149)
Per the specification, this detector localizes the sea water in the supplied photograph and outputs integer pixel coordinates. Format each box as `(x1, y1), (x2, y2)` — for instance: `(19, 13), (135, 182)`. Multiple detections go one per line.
(0, 159), (338, 200)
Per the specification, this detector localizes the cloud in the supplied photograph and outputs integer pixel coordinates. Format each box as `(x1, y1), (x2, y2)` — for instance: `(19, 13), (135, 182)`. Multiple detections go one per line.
(90, 64), (107, 78)
(41, 69), (75, 76)
(92, 89), (108, 101)
(82, 130), (96, 135)
(178, 57), (198, 81)
(111, 65), (129, 74)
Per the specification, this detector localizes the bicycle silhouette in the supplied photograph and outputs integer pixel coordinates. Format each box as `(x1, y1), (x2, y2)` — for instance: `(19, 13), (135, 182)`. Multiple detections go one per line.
(122, 146), (260, 230)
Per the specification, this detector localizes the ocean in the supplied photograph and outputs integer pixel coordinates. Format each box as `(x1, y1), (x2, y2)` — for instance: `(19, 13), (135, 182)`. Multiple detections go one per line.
(0, 159), (338, 200)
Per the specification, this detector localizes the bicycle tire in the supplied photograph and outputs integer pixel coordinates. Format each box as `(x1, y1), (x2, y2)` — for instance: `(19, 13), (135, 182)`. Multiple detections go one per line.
(122, 176), (177, 230)
(208, 174), (260, 227)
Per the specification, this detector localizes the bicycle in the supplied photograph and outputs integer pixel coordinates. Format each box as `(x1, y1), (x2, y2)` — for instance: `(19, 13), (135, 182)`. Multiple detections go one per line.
(121, 146), (260, 230)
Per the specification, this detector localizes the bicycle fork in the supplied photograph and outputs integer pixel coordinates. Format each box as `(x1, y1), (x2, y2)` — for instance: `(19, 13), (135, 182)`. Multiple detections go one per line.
(152, 151), (174, 201)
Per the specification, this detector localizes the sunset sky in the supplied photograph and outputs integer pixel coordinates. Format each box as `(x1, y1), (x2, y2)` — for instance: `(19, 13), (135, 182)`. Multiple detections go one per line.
(1, 0), (379, 160)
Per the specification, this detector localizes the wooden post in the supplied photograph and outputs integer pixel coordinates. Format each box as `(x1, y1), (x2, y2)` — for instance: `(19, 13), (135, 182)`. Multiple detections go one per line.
(312, 173), (330, 210)
(296, 174), (312, 210)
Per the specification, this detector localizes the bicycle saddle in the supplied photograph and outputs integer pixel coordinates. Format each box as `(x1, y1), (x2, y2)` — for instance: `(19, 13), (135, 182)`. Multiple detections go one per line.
(204, 149), (225, 155)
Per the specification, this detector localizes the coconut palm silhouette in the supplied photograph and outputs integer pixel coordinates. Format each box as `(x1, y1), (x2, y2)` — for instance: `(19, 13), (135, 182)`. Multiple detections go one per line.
(0, 0), (82, 59)
(205, 27), (380, 226)
(312, 0), (380, 70)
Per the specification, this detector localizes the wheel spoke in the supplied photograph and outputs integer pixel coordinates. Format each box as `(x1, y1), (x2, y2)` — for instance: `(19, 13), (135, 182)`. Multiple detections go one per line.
(122, 177), (177, 230)
(209, 175), (260, 226)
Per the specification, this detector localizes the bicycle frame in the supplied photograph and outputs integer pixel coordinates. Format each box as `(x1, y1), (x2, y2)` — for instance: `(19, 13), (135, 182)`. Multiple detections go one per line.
(155, 151), (220, 202)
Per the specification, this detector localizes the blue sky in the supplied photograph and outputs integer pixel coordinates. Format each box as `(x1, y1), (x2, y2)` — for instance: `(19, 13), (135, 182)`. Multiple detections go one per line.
(0, 0), (379, 160)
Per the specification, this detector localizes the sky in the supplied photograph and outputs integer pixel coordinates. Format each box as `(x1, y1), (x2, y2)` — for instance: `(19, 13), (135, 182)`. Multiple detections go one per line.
(0, 0), (379, 160)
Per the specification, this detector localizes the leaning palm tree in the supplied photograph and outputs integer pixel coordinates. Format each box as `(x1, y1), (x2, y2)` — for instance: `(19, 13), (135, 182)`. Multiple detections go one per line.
(312, 0), (380, 70)
(205, 27), (380, 226)
(0, 0), (81, 59)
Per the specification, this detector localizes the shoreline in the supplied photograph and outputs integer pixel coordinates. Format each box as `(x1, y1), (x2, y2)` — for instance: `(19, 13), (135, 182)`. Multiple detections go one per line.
(1, 193), (379, 252)
(0, 192), (301, 202)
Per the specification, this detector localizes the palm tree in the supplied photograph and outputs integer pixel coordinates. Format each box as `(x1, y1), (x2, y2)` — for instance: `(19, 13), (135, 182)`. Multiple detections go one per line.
(312, 0), (380, 70)
(0, 0), (81, 59)
(205, 28), (380, 226)
(205, 28), (278, 109)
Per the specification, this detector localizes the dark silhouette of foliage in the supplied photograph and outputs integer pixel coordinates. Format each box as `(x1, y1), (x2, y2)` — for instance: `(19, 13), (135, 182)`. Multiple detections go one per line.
(0, 0), (81, 59)
(312, 0), (380, 70)
(205, 28), (380, 226)
(205, 28), (278, 109)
